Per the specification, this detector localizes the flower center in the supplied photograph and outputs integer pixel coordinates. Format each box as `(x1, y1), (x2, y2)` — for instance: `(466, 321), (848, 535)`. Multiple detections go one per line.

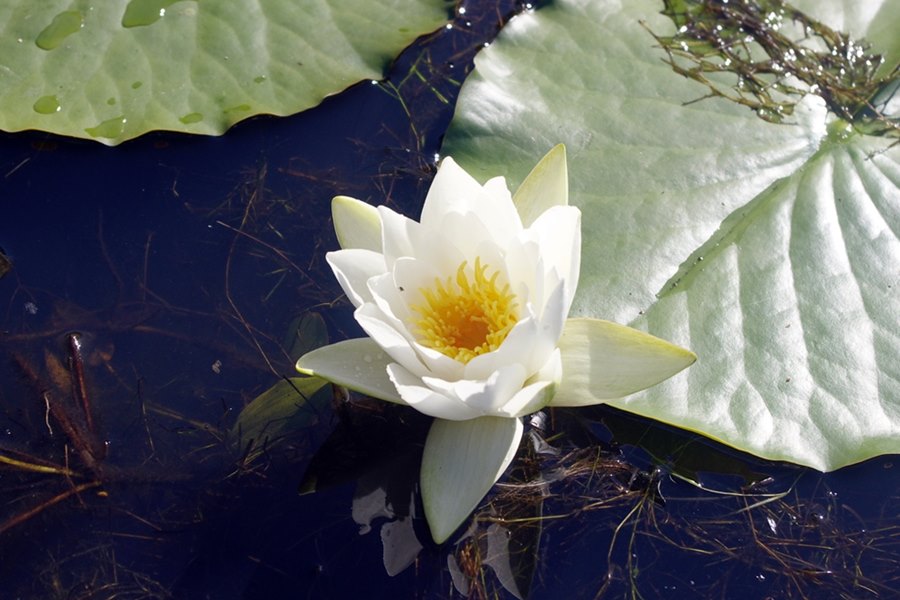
(409, 258), (519, 363)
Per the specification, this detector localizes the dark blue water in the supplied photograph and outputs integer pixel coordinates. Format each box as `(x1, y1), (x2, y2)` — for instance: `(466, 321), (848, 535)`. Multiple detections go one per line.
(0, 1), (897, 598)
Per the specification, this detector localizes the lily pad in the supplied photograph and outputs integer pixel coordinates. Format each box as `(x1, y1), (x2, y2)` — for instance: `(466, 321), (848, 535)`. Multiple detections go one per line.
(0, 0), (448, 144)
(442, 0), (900, 471)
(231, 376), (329, 462)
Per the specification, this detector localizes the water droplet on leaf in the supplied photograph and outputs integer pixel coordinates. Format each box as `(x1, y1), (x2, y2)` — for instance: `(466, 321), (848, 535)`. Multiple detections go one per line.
(33, 95), (61, 114)
(223, 104), (251, 116)
(179, 112), (203, 124)
(35, 10), (84, 50)
(85, 115), (126, 139)
(122, 0), (183, 27)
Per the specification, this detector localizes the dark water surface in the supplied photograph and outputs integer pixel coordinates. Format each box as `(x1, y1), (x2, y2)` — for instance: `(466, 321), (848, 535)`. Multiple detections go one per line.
(1, 1), (897, 598)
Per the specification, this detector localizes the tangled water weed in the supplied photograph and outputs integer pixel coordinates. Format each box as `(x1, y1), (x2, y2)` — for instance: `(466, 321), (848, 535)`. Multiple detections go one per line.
(649, 0), (899, 139)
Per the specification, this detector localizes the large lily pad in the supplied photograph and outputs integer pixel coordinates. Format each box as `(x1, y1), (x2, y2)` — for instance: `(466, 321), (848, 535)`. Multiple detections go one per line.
(442, 0), (900, 471)
(0, 0), (447, 144)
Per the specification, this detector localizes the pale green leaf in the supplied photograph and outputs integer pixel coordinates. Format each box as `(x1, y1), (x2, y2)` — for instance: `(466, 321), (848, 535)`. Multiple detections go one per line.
(0, 0), (447, 144)
(285, 311), (330, 363)
(333, 195), (383, 252)
(553, 318), (696, 406)
(442, 0), (900, 470)
(231, 376), (329, 460)
(624, 136), (900, 471)
(420, 416), (523, 543)
(296, 338), (403, 404)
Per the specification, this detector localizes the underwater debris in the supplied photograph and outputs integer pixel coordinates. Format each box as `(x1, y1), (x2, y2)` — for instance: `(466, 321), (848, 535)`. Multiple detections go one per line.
(649, 0), (899, 138)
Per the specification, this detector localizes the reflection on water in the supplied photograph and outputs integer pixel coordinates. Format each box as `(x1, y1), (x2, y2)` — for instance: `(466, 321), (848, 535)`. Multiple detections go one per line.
(0, 0), (897, 598)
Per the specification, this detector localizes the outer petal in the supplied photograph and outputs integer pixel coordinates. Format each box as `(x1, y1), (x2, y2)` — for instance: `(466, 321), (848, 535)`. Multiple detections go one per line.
(420, 416), (523, 543)
(423, 363), (527, 414)
(512, 144), (569, 227)
(501, 348), (562, 417)
(355, 303), (429, 378)
(295, 338), (403, 404)
(332, 196), (382, 252)
(552, 318), (697, 406)
(326, 249), (386, 307)
(386, 363), (483, 421)
(500, 380), (555, 418)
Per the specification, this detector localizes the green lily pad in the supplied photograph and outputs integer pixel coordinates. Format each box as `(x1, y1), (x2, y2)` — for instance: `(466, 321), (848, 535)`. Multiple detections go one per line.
(442, 0), (900, 471)
(0, 0), (448, 144)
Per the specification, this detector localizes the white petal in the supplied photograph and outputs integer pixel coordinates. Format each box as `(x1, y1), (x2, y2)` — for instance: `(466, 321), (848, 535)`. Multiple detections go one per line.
(500, 380), (555, 418)
(421, 158), (522, 247)
(552, 318), (697, 406)
(531, 278), (568, 368)
(380, 205), (466, 277)
(378, 206), (417, 268)
(424, 363), (527, 414)
(420, 157), (486, 226)
(386, 363), (482, 421)
(295, 338), (403, 404)
(502, 349), (562, 417)
(332, 196), (382, 251)
(366, 273), (408, 328)
(527, 205), (581, 312)
(463, 280), (565, 381)
(463, 314), (539, 380)
(534, 346), (563, 385)
(482, 176), (512, 203)
(411, 342), (466, 381)
(478, 176), (522, 245)
(367, 270), (468, 381)
(503, 238), (541, 308)
(326, 249), (386, 307)
(366, 275), (469, 382)
(368, 271), (416, 330)
(512, 144), (568, 226)
(355, 303), (429, 379)
(391, 256), (440, 314)
(438, 211), (500, 263)
(420, 416), (523, 543)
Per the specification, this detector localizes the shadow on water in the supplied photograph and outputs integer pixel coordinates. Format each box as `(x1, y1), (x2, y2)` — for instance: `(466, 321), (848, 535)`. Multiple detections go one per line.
(0, 1), (897, 598)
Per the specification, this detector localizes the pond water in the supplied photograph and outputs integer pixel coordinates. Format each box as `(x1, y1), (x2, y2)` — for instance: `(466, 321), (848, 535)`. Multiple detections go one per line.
(0, 1), (897, 598)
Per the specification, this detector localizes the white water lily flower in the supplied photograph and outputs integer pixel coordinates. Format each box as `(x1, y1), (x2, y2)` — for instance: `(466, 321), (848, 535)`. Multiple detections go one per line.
(297, 145), (696, 543)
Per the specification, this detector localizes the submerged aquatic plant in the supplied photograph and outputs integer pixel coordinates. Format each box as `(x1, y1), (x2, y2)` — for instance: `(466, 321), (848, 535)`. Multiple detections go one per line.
(650, 0), (899, 138)
(297, 145), (696, 542)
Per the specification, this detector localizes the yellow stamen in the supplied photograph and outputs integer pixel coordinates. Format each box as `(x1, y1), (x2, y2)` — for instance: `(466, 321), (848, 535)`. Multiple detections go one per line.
(409, 258), (519, 363)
